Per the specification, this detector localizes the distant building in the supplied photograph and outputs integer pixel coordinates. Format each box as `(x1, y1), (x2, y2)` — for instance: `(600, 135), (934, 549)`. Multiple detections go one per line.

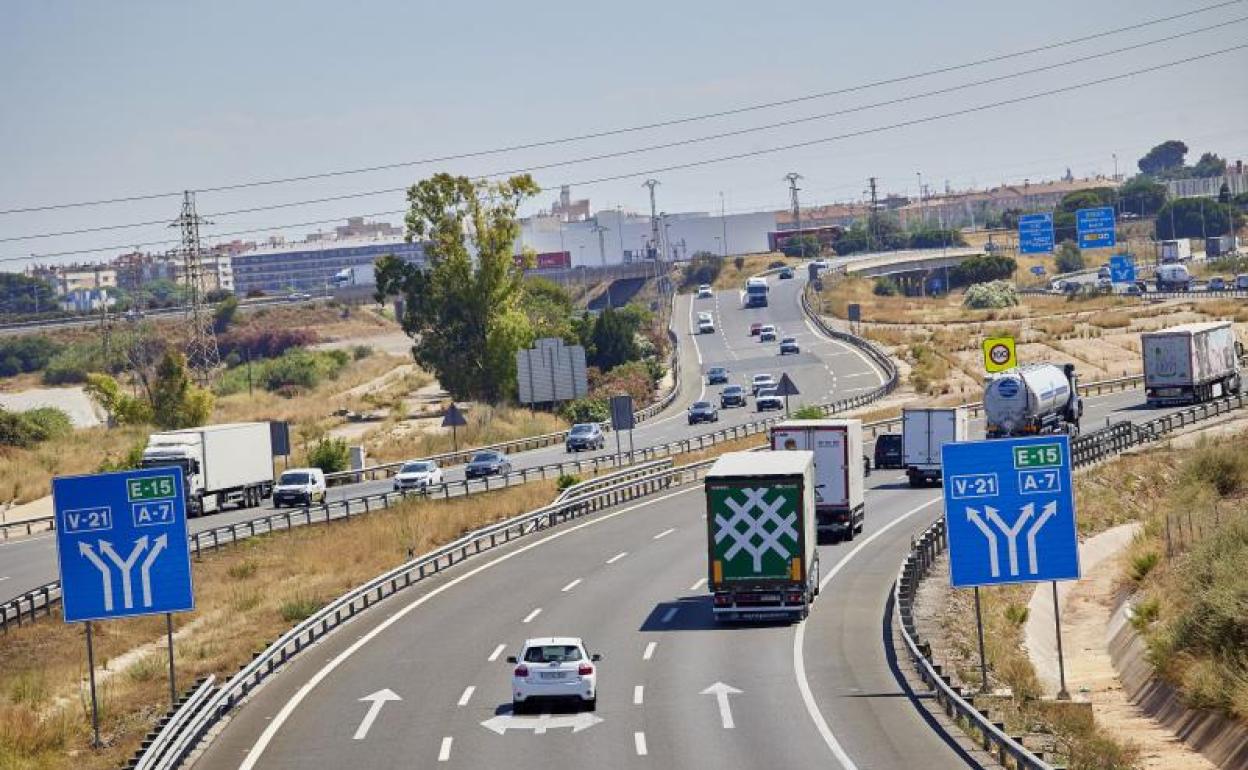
(60, 288), (115, 313)
(27, 264), (118, 296)
(549, 186), (591, 223)
(229, 225), (425, 296)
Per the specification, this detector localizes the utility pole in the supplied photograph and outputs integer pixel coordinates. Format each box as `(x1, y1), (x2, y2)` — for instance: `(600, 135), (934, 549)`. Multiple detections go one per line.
(916, 171), (925, 226)
(867, 177), (879, 252)
(643, 179), (661, 260)
(616, 205), (625, 261)
(785, 173), (803, 254)
(719, 191), (729, 258)
(592, 218), (611, 308)
(172, 191), (220, 384)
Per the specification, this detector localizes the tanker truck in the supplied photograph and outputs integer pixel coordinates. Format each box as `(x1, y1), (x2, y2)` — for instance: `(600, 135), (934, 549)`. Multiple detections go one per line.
(984, 363), (1082, 438)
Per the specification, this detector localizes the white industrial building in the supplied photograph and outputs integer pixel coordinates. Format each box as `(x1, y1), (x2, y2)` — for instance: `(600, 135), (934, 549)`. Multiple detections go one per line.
(517, 208), (777, 266)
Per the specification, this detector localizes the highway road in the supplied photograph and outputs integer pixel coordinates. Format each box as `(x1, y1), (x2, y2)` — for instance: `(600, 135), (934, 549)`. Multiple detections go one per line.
(182, 290), (1221, 770)
(0, 277), (884, 606)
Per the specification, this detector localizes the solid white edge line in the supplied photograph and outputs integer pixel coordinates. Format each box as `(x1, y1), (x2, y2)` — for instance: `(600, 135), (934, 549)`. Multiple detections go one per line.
(793, 495), (941, 770)
(643, 641), (657, 660)
(487, 644), (506, 662)
(522, 607), (542, 623)
(634, 731), (648, 756)
(236, 486), (698, 770)
(457, 686), (475, 707)
(633, 685), (644, 705)
(438, 736), (452, 762)
(561, 578), (582, 592)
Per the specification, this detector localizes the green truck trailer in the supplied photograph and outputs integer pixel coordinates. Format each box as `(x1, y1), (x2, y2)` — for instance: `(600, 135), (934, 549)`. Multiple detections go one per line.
(705, 451), (819, 621)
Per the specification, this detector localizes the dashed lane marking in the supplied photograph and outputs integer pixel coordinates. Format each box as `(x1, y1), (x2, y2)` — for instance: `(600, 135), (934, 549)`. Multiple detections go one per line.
(522, 607), (542, 624)
(653, 528), (675, 540)
(457, 686), (475, 707)
(606, 551), (628, 564)
(634, 685), (644, 705)
(488, 644), (507, 662)
(561, 578), (582, 592)
(438, 736), (453, 762)
(634, 731), (648, 756)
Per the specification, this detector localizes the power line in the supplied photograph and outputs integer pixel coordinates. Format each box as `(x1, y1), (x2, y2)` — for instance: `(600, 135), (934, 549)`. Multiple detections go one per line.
(7, 14), (1243, 246)
(0, 0), (1240, 217)
(5, 42), (1244, 266)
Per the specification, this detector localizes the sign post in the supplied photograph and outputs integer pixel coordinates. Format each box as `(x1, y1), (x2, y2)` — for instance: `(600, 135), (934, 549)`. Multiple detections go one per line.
(982, 337), (1017, 373)
(775, 374), (800, 417)
(941, 436), (1079, 699)
(610, 395), (636, 461)
(1018, 213), (1055, 254)
(443, 404), (467, 453)
(1076, 206), (1117, 250)
(53, 467), (196, 732)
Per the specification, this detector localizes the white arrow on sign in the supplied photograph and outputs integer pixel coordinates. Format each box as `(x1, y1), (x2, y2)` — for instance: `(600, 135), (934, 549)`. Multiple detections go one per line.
(700, 681), (742, 729)
(100, 536), (147, 609)
(78, 541), (114, 611)
(139, 533), (168, 608)
(480, 712), (603, 735)
(353, 688), (402, 740)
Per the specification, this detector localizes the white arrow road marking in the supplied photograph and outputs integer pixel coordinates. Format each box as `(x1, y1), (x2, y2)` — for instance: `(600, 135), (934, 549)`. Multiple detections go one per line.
(660, 607), (679, 624)
(353, 688), (401, 740)
(100, 537), (147, 609)
(139, 533), (167, 607)
(457, 686), (475, 707)
(488, 644), (507, 662)
(633, 685), (644, 705)
(701, 682), (742, 729)
(522, 607), (542, 623)
(634, 731), (648, 756)
(689, 577), (707, 591)
(643, 642), (657, 660)
(437, 736), (452, 762)
(78, 541), (113, 611)
(480, 712), (603, 735)
(606, 551), (628, 564)
(561, 579), (581, 592)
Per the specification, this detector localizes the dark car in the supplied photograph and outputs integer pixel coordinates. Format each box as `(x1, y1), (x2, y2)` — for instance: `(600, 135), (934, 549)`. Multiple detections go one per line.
(688, 400), (720, 425)
(707, 366), (729, 385)
(778, 267), (794, 279)
(465, 450), (512, 478)
(565, 423), (605, 452)
(779, 336), (800, 355)
(873, 434), (903, 469)
(749, 322), (763, 336)
(755, 387), (784, 412)
(720, 384), (747, 408)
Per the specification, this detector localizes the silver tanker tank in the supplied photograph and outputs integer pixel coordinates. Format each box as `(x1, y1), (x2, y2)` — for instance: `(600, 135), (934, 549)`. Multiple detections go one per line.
(984, 363), (1082, 438)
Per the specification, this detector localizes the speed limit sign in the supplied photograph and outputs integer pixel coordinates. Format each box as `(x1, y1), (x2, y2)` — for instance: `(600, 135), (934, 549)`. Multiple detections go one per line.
(982, 337), (1016, 373)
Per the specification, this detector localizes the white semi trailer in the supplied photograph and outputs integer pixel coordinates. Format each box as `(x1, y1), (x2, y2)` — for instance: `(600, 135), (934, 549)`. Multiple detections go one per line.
(1142, 322), (1242, 405)
(141, 422), (275, 516)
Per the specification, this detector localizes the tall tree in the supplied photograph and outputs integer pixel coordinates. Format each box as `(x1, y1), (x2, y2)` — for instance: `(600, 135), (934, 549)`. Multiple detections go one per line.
(1191, 152), (1227, 178)
(376, 173), (539, 402)
(1137, 140), (1188, 176)
(1155, 198), (1241, 239)
(1118, 176), (1167, 216)
(0, 272), (57, 315)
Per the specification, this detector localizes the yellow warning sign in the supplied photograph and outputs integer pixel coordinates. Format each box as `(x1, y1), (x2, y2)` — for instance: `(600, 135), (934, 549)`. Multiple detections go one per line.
(982, 337), (1016, 373)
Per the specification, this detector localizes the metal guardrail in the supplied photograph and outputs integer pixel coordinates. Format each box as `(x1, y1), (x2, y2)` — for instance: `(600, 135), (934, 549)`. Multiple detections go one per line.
(0, 516), (55, 540)
(135, 458), (719, 770)
(130, 675), (217, 770)
(894, 391), (1248, 769)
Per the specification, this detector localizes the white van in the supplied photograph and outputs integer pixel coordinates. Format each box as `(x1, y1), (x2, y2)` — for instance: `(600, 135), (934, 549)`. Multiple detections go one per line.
(272, 467), (328, 507)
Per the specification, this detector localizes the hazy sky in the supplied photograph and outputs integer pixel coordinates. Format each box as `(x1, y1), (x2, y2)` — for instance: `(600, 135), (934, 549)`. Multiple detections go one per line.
(2, 0), (1246, 268)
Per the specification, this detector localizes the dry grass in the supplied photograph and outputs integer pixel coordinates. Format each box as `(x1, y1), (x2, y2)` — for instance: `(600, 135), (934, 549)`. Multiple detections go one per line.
(0, 425), (150, 505)
(0, 479), (559, 770)
(361, 404), (569, 464)
(710, 252), (796, 291)
(1092, 312), (1132, 330)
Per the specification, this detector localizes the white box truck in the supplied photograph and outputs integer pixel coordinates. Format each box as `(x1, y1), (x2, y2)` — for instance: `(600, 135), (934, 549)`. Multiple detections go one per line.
(1160, 239), (1192, 263)
(141, 422), (275, 516)
(770, 419), (864, 542)
(1142, 322), (1242, 405)
(902, 407), (968, 487)
(705, 451), (819, 621)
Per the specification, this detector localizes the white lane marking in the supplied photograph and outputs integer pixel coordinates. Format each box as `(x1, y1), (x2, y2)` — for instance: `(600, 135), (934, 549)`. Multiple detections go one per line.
(689, 577), (707, 591)
(653, 527), (675, 540)
(839, 371), (876, 379)
(522, 607), (542, 623)
(438, 736), (453, 762)
(701, 682), (742, 729)
(0, 576), (8, 582)
(607, 551), (629, 564)
(488, 644), (507, 662)
(561, 578), (582, 592)
(457, 686), (475, 706)
(634, 731), (648, 756)
(237, 487), (699, 770)
(793, 495), (942, 770)
(352, 689), (401, 740)
(643, 641), (657, 660)
(660, 607), (679, 623)
(634, 685), (644, 705)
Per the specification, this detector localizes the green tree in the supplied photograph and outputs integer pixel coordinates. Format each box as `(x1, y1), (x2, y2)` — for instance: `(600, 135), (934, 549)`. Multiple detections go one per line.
(85, 373), (153, 425)
(519, 276), (575, 341)
(1191, 152), (1227, 178)
(949, 254), (1016, 287)
(873, 276), (900, 296)
(1138, 140), (1188, 176)
(1054, 241), (1084, 273)
(0, 272), (58, 315)
(1118, 176), (1167, 216)
(589, 307), (640, 371)
(1155, 198), (1242, 239)
(375, 173), (539, 402)
(681, 251), (721, 289)
(1053, 188), (1116, 242)
(212, 295), (240, 333)
(307, 437), (350, 473)
(781, 235), (820, 258)
(149, 351), (214, 428)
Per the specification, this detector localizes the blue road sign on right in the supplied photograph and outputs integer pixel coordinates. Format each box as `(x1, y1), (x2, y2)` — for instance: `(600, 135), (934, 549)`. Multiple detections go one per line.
(53, 467), (194, 623)
(1018, 213), (1054, 254)
(1109, 254), (1136, 283)
(1076, 206), (1116, 250)
(941, 436), (1080, 588)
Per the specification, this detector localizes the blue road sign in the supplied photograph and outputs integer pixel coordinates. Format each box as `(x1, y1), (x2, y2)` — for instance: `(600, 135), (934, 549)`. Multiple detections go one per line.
(1018, 213), (1055, 254)
(1030, 265), (1046, 276)
(1076, 206), (1116, 250)
(941, 436), (1079, 588)
(53, 467), (194, 623)
(1109, 254), (1136, 283)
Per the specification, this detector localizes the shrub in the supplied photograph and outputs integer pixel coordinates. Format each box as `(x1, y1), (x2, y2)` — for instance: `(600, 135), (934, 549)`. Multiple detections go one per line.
(212, 295), (240, 333)
(0, 406), (72, 448)
(215, 348), (349, 396)
(963, 280), (1019, 309)
(949, 254), (1016, 287)
(19, 407), (72, 441)
(42, 340), (107, 384)
(1003, 603), (1029, 626)
(1054, 241), (1084, 273)
(559, 398), (609, 424)
(227, 561), (258, 580)
(0, 336), (62, 376)
(589, 360), (653, 405)
(352, 345), (373, 361)
(279, 595), (323, 622)
(1129, 551), (1160, 582)
(792, 404), (825, 419)
(217, 328), (318, 360)
(734, 256), (746, 271)
(556, 474), (581, 492)
(681, 252), (722, 289)
(1180, 444), (1248, 496)
(873, 277), (899, 296)
(307, 436), (350, 473)
(97, 440), (146, 472)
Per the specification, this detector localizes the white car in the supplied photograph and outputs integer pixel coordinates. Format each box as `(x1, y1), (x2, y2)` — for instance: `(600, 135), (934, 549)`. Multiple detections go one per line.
(508, 637), (600, 712)
(697, 311), (713, 322)
(393, 460), (442, 491)
(698, 318), (715, 334)
(758, 325), (777, 342)
(751, 373), (776, 395)
(272, 467), (327, 507)
(697, 284), (713, 299)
